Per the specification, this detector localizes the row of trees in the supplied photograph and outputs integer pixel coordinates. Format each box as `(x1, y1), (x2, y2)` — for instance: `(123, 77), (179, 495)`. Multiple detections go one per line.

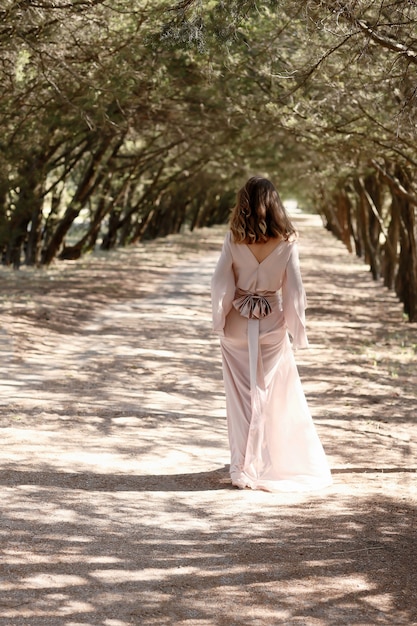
(300, 1), (417, 321)
(0, 1), (238, 267)
(1, 1), (416, 319)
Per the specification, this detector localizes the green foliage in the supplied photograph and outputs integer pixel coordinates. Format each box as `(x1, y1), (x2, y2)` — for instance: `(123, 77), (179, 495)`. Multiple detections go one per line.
(1, 0), (417, 321)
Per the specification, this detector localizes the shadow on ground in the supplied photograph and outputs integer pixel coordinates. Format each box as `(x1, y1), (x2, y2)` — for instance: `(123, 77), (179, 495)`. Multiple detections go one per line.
(1, 219), (416, 625)
(1, 472), (416, 625)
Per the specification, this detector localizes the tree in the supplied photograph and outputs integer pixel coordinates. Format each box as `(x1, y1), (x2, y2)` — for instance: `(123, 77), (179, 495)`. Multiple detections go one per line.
(1, 0), (416, 319)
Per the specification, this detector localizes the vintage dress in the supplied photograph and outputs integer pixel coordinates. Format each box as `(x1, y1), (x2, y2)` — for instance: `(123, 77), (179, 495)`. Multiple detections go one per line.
(211, 232), (332, 492)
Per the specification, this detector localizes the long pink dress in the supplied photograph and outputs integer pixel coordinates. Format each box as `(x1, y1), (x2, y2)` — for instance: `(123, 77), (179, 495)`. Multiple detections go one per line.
(211, 231), (332, 492)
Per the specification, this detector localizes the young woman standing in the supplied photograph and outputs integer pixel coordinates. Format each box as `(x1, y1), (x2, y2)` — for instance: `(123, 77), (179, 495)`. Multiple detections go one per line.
(211, 176), (332, 492)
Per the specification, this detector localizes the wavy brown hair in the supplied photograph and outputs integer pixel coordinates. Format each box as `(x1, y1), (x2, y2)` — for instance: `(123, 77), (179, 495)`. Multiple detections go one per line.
(230, 176), (297, 243)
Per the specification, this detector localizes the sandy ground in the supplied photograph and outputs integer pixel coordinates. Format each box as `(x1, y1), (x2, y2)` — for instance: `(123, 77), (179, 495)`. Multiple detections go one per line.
(0, 212), (416, 626)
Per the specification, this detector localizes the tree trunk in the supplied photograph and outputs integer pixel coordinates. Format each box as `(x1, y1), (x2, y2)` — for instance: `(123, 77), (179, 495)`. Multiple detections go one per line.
(382, 192), (400, 290)
(0, 176), (9, 263)
(25, 200), (44, 265)
(353, 178), (366, 260)
(393, 166), (417, 321)
(353, 175), (381, 279)
(41, 137), (113, 265)
(364, 173), (382, 280)
(100, 207), (123, 251)
(337, 189), (353, 253)
(4, 157), (45, 268)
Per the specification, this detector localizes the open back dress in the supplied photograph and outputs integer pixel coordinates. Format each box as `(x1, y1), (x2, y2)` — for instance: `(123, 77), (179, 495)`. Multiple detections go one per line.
(211, 231), (332, 492)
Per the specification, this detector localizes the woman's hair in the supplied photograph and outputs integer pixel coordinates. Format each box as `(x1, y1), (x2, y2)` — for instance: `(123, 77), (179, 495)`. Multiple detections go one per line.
(229, 176), (297, 243)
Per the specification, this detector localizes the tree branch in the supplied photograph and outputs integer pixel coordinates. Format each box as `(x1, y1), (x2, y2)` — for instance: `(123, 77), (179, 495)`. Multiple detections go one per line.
(354, 18), (417, 64)
(370, 159), (417, 206)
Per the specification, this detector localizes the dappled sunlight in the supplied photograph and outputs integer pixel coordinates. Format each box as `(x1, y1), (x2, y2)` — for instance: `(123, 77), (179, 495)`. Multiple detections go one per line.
(0, 219), (416, 623)
(294, 214), (417, 474)
(0, 231), (228, 480)
(0, 481), (415, 623)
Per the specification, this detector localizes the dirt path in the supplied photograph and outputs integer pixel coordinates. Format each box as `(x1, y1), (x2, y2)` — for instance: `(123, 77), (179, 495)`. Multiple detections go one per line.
(0, 213), (416, 625)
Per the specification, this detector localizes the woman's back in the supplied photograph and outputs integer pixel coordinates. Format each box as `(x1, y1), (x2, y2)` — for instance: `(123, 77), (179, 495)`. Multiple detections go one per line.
(244, 236), (285, 263)
(226, 232), (294, 294)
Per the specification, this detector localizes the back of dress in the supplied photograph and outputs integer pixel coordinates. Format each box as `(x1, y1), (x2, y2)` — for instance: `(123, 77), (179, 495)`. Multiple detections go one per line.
(212, 231), (308, 349)
(211, 230), (332, 493)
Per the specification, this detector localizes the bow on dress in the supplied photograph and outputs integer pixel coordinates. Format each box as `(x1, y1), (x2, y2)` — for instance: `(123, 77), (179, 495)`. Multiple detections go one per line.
(232, 290), (273, 319)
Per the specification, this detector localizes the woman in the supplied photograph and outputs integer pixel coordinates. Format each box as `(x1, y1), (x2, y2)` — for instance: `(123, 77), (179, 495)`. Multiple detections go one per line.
(211, 176), (332, 492)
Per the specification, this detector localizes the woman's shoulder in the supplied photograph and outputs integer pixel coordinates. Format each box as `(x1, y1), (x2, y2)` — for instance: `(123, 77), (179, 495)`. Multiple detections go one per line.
(223, 230), (233, 248)
(220, 230), (234, 256)
(284, 234), (299, 252)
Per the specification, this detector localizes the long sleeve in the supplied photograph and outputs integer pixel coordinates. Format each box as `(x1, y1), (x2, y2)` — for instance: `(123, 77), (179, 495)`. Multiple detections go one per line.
(282, 243), (309, 349)
(211, 232), (236, 334)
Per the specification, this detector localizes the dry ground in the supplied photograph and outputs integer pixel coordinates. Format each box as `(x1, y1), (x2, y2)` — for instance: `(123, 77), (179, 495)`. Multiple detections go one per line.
(0, 212), (416, 626)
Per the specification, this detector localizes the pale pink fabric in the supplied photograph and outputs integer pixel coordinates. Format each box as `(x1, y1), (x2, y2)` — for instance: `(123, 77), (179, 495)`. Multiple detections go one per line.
(211, 232), (332, 492)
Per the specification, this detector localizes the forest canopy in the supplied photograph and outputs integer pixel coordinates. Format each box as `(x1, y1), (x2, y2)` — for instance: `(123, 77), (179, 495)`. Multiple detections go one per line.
(1, 0), (417, 318)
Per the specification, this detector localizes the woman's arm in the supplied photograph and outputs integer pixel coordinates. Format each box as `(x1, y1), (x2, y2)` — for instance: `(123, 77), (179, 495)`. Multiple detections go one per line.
(282, 243), (309, 349)
(211, 233), (236, 334)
